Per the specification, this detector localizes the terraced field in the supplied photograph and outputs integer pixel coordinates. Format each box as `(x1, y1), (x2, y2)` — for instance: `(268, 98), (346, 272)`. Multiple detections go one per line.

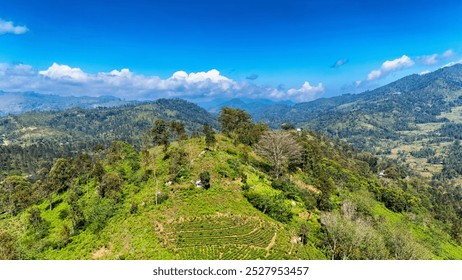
(159, 214), (293, 259)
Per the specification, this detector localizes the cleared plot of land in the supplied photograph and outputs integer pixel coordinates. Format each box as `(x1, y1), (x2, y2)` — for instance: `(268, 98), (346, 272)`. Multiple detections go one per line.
(440, 106), (462, 122)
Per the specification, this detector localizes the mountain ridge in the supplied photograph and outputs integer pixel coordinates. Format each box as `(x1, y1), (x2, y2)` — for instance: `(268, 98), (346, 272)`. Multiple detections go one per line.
(0, 98), (217, 176)
(251, 63), (462, 180)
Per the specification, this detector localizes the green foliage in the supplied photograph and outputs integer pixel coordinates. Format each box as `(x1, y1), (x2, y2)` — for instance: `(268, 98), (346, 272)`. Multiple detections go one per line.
(199, 171), (211, 189)
(244, 191), (292, 223)
(219, 107), (252, 136)
(0, 175), (33, 215)
(27, 207), (50, 240)
(166, 145), (189, 183)
(84, 197), (116, 234)
(170, 120), (188, 141)
(1, 111), (462, 260)
(0, 230), (16, 260)
(149, 119), (170, 151)
(203, 124), (216, 149)
(218, 107), (268, 145)
(67, 186), (86, 233)
(271, 179), (299, 200)
(98, 173), (123, 201)
(91, 161), (105, 183)
(439, 140), (462, 179)
(281, 122), (295, 130)
(48, 158), (74, 193)
(299, 223), (309, 245)
(368, 183), (420, 212)
(166, 215), (283, 259)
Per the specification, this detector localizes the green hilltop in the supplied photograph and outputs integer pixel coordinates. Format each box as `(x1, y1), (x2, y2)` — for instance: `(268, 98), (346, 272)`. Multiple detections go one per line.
(1, 108), (462, 259)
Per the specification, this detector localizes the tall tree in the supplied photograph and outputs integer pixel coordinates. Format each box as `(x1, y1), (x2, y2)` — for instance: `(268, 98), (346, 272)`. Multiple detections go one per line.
(149, 119), (170, 151)
(255, 131), (303, 178)
(170, 121), (188, 141)
(0, 176), (32, 216)
(218, 107), (252, 136)
(97, 173), (123, 201)
(199, 171), (211, 189)
(218, 107), (267, 145)
(46, 158), (73, 210)
(203, 124), (216, 149)
(27, 207), (50, 240)
(0, 230), (16, 260)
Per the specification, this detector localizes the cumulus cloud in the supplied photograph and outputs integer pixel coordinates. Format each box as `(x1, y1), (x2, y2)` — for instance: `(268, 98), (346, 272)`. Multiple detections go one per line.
(245, 74), (259, 80)
(367, 55), (414, 80)
(0, 62), (324, 103)
(0, 19), (28, 35)
(39, 63), (89, 82)
(331, 58), (349, 68)
(286, 82), (325, 102)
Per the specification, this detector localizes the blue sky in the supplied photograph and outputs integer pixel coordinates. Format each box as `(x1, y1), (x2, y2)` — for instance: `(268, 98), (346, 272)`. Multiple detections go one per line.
(1, 0), (462, 102)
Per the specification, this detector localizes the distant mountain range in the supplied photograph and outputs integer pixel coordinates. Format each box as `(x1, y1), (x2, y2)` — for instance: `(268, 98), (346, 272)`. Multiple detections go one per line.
(0, 90), (296, 119)
(0, 91), (135, 116)
(0, 98), (216, 147)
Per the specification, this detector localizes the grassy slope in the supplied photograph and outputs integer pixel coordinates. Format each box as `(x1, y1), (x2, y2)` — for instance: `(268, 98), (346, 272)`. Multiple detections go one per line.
(1, 134), (461, 260)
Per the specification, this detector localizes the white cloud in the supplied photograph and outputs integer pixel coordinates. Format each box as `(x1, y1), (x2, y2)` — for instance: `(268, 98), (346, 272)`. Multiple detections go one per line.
(417, 49), (456, 66)
(170, 69), (230, 83)
(367, 55), (414, 80)
(0, 19), (28, 35)
(286, 82), (325, 102)
(108, 68), (132, 77)
(367, 70), (382, 81)
(0, 62), (324, 103)
(39, 63), (88, 81)
(381, 55), (414, 72)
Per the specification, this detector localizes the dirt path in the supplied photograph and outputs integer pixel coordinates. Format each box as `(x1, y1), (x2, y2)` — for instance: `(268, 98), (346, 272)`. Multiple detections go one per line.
(265, 232), (277, 257)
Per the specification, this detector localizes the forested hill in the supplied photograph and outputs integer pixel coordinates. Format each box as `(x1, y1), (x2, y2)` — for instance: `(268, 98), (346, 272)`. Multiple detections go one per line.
(252, 64), (462, 180)
(255, 63), (462, 128)
(1, 109), (462, 260)
(0, 98), (218, 176)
